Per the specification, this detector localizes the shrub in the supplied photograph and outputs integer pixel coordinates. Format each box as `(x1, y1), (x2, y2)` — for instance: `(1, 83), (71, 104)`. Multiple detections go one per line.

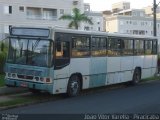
(0, 42), (8, 74)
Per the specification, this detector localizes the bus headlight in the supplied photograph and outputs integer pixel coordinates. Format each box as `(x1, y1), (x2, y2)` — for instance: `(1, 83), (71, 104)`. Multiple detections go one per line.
(12, 73), (17, 78)
(40, 77), (44, 82)
(34, 77), (40, 81)
(8, 73), (12, 78)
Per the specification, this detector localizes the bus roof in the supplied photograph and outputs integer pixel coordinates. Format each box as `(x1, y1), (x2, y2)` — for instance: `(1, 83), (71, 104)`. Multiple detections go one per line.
(53, 27), (157, 40)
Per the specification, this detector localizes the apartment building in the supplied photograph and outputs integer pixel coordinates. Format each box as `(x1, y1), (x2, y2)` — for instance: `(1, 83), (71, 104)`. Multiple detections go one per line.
(0, 0), (84, 40)
(106, 9), (160, 37)
(105, 1), (160, 38)
(112, 1), (130, 13)
(144, 6), (160, 17)
(83, 3), (104, 31)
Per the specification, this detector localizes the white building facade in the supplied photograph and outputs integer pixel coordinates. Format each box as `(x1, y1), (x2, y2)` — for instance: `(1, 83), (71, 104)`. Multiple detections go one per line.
(106, 9), (160, 37)
(0, 0), (84, 40)
(83, 3), (104, 31)
(84, 11), (104, 31)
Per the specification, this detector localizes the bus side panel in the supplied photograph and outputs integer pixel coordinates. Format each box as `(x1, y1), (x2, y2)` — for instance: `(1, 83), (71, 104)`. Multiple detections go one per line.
(133, 56), (144, 69)
(70, 58), (90, 89)
(142, 55), (153, 79)
(89, 57), (107, 88)
(120, 56), (134, 82)
(53, 66), (70, 94)
(107, 57), (121, 84)
(152, 55), (157, 75)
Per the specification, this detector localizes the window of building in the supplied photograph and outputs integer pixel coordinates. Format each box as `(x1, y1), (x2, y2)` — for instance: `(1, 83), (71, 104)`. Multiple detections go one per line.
(140, 12), (144, 17)
(126, 21), (129, 24)
(60, 9), (64, 14)
(134, 40), (144, 55)
(8, 6), (12, 14)
(130, 21), (132, 24)
(139, 30), (145, 35)
(4, 5), (12, 14)
(133, 30), (139, 35)
(158, 24), (160, 29)
(73, 1), (78, 5)
(91, 37), (106, 56)
(84, 26), (90, 31)
(72, 36), (90, 57)
(120, 21), (124, 25)
(133, 21), (137, 25)
(132, 12), (137, 16)
(19, 6), (24, 12)
(98, 27), (101, 31)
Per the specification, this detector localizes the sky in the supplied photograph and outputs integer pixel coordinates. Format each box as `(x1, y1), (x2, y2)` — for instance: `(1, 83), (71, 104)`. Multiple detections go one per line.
(84, 0), (154, 11)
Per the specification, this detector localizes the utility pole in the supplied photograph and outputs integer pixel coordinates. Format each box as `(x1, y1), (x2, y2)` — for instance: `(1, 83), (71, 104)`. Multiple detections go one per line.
(153, 0), (160, 36)
(153, 0), (157, 36)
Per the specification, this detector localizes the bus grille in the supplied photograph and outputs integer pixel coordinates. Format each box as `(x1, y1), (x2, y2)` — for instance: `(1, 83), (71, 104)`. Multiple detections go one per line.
(9, 68), (42, 76)
(17, 75), (34, 80)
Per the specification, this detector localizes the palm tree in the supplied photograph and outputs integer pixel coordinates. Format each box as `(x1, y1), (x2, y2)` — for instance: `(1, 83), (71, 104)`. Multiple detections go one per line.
(59, 8), (93, 29)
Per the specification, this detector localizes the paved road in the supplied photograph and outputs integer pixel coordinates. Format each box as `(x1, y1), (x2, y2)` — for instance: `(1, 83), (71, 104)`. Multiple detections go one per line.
(1, 81), (160, 114)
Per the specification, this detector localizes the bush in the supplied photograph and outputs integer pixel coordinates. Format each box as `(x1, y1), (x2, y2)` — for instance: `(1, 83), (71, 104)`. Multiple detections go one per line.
(0, 42), (8, 74)
(0, 52), (7, 74)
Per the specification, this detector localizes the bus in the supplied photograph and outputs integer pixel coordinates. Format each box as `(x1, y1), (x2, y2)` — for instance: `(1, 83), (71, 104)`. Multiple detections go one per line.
(5, 27), (158, 97)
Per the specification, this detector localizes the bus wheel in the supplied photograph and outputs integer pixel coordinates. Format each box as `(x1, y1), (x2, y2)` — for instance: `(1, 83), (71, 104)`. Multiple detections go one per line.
(131, 68), (141, 85)
(67, 75), (81, 97)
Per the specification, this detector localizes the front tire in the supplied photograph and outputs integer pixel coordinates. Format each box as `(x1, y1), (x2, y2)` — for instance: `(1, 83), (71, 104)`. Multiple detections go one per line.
(67, 75), (81, 97)
(131, 68), (141, 85)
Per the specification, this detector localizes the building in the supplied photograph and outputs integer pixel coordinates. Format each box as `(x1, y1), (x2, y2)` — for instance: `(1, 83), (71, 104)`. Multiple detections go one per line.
(112, 1), (130, 13)
(83, 3), (104, 31)
(0, 0), (84, 40)
(105, 3), (160, 37)
(144, 6), (160, 17)
(84, 11), (104, 31)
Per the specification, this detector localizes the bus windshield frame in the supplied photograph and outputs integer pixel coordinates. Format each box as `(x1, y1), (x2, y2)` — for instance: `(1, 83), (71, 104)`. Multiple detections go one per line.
(7, 37), (53, 68)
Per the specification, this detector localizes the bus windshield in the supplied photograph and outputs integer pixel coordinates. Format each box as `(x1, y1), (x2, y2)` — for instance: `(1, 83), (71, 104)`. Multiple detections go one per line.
(7, 38), (53, 67)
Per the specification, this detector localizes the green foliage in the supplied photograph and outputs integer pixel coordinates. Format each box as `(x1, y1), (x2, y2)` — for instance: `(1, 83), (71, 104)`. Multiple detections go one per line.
(59, 8), (93, 29)
(0, 41), (8, 74)
(0, 74), (5, 87)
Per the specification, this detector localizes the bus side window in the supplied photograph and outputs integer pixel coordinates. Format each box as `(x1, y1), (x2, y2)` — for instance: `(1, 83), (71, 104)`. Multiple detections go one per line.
(55, 41), (70, 69)
(121, 39), (125, 49)
(152, 40), (157, 54)
(56, 41), (69, 58)
(134, 39), (144, 55)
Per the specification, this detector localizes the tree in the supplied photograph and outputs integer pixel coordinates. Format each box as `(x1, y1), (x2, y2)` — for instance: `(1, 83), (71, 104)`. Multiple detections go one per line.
(59, 8), (93, 29)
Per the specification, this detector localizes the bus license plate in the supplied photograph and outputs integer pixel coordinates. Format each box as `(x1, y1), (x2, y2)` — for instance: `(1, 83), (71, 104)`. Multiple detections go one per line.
(20, 83), (28, 87)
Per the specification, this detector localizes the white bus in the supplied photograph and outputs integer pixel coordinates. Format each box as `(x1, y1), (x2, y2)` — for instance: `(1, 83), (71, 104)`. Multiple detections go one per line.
(5, 27), (158, 97)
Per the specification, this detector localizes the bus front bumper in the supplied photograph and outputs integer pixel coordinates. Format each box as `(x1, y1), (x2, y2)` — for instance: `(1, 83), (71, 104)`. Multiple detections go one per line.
(5, 78), (53, 94)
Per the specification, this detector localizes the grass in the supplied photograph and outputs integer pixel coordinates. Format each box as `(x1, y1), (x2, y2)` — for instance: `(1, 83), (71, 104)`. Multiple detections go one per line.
(0, 98), (31, 107)
(0, 93), (56, 108)
(141, 76), (160, 82)
(0, 74), (5, 87)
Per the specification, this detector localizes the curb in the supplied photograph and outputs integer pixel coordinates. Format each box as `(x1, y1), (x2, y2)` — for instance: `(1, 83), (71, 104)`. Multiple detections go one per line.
(0, 86), (28, 96)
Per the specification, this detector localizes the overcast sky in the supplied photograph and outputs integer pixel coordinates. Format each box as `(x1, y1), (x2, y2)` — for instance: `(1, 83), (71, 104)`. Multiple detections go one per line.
(84, 0), (154, 11)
